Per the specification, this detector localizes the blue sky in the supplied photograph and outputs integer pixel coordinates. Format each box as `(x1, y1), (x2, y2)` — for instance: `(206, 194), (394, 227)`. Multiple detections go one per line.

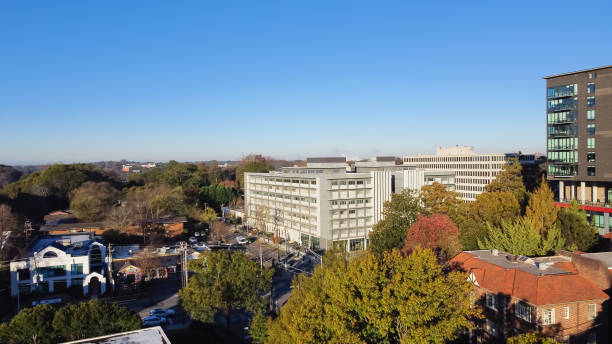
(1, 1), (611, 165)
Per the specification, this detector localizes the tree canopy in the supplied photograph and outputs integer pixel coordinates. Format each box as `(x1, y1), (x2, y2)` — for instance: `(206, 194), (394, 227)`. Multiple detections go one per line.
(485, 158), (527, 206)
(369, 190), (424, 256)
(180, 251), (273, 327)
(69, 181), (120, 221)
(236, 161), (275, 189)
(506, 332), (558, 344)
(419, 182), (463, 219)
(556, 201), (598, 252)
(478, 218), (565, 256)
(401, 213), (461, 260)
(525, 177), (558, 233)
(266, 248), (479, 344)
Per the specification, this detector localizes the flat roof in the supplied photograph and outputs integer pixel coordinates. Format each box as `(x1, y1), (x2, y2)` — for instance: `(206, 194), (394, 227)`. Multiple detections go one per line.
(306, 157), (346, 163)
(465, 250), (571, 276)
(61, 326), (170, 344)
(543, 65), (612, 79)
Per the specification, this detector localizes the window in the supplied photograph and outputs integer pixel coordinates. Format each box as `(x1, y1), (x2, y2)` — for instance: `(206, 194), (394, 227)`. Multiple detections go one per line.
(70, 264), (83, 275)
(588, 166), (596, 176)
(587, 96), (595, 107)
(589, 72), (597, 79)
(542, 308), (555, 325)
(587, 152), (596, 163)
(71, 278), (83, 286)
(594, 214), (605, 228)
(588, 304), (597, 320)
(17, 269), (30, 280)
(485, 319), (499, 337)
(587, 82), (595, 94)
(486, 293), (497, 311)
(564, 306), (570, 319)
(587, 138), (595, 149)
(515, 302), (532, 322)
(587, 110), (595, 120)
(587, 124), (595, 135)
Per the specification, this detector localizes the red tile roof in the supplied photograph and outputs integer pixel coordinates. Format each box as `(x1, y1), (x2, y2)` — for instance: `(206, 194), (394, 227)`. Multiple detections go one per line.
(452, 252), (608, 306)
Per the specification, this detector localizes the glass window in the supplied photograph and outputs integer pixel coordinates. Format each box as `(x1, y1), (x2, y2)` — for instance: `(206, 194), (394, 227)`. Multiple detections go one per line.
(17, 269), (30, 280)
(71, 278), (83, 286)
(594, 214), (605, 228)
(587, 110), (595, 120)
(564, 306), (570, 319)
(310, 237), (320, 250)
(547, 84), (577, 98)
(485, 319), (499, 337)
(515, 302), (532, 322)
(588, 304), (597, 320)
(486, 293), (497, 310)
(587, 138), (595, 149)
(587, 124), (595, 135)
(587, 152), (596, 163)
(587, 82), (595, 94)
(349, 238), (364, 251)
(542, 308), (555, 325)
(39, 265), (66, 278)
(589, 72), (597, 79)
(70, 264), (83, 275)
(587, 96), (595, 107)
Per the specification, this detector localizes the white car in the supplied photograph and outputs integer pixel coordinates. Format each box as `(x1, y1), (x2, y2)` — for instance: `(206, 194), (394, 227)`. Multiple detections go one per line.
(236, 236), (249, 245)
(142, 315), (166, 327)
(150, 308), (175, 318)
(193, 242), (209, 251)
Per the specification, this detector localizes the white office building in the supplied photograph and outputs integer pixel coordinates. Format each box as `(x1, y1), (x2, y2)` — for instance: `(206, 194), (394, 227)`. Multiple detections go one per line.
(403, 146), (537, 202)
(244, 157), (454, 252)
(10, 236), (108, 297)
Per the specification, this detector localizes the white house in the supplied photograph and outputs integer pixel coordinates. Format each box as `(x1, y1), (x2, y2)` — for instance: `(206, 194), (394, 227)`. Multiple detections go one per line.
(10, 237), (108, 297)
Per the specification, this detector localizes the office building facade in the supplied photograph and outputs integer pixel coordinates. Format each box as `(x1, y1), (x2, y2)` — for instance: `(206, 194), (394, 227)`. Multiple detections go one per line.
(545, 66), (612, 234)
(403, 146), (538, 201)
(244, 157), (454, 251)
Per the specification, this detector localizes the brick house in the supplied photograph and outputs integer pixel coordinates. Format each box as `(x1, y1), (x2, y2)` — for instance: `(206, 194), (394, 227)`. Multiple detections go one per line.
(451, 250), (609, 343)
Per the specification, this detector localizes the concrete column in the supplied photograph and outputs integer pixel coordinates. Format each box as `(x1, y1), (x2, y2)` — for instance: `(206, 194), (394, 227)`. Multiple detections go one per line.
(593, 184), (598, 203)
(559, 181), (565, 200)
(570, 182), (576, 200)
(49, 280), (54, 293)
(580, 182), (586, 202)
(603, 213), (609, 235)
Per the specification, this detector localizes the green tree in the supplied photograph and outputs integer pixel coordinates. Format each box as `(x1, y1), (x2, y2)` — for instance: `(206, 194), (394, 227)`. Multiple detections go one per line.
(0, 203), (18, 259)
(236, 161), (274, 189)
(69, 181), (120, 221)
(557, 201), (598, 251)
(369, 190), (424, 256)
(471, 191), (521, 228)
(200, 206), (218, 224)
(266, 248), (480, 344)
(419, 182), (463, 219)
(52, 300), (140, 341)
(525, 177), (559, 233)
(478, 218), (565, 256)
(507, 332), (558, 344)
(180, 251), (273, 327)
(249, 311), (269, 344)
(9, 304), (57, 344)
(485, 158), (527, 207)
(199, 184), (239, 210)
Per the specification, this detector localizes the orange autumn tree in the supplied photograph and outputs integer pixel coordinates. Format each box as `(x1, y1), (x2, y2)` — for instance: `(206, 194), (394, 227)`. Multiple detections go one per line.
(402, 213), (462, 261)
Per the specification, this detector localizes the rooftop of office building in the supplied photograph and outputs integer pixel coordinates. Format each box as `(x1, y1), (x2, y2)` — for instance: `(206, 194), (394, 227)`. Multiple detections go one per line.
(543, 65), (612, 79)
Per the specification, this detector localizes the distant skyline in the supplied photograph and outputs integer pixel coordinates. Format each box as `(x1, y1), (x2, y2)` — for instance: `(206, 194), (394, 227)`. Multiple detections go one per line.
(2, 1), (612, 165)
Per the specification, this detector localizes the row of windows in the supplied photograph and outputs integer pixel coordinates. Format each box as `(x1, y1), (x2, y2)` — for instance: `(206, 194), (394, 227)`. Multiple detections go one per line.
(547, 84), (577, 99)
(547, 151), (578, 164)
(548, 137), (578, 150)
(404, 156), (505, 163)
(250, 191), (317, 203)
(548, 165), (578, 176)
(547, 110), (577, 124)
(330, 199), (371, 206)
(455, 178), (492, 185)
(456, 185), (485, 192)
(459, 192), (478, 200)
(548, 97), (577, 112)
(412, 164), (504, 170)
(456, 171), (497, 177)
(256, 177), (317, 185)
(330, 180), (368, 186)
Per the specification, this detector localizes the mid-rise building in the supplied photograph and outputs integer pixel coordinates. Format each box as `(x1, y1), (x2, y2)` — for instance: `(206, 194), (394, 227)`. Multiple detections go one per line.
(244, 157), (454, 251)
(451, 250), (609, 343)
(545, 66), (612, 234)
(403, 146), (539, 201)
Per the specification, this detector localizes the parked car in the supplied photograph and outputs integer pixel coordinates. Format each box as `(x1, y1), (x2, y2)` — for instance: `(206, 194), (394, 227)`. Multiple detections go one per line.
(194, 231), (201, 237)
(188, 236), (198, 244)
(236, 236), (249, 245)
(193, 242), (209, 251)
(150, 308), (175, 318)
(142, 315), (166, 327)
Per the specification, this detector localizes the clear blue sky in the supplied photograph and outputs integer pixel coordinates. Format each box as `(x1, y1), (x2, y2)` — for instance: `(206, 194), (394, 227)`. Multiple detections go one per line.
(1, 1), (611, 165)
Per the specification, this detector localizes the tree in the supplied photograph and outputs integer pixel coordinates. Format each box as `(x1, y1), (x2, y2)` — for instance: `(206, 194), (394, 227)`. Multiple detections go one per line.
(478, 218), (565, 256)
(419, 182), (463, 219)
(525, 177), (558, 233)
(9, 304), (57, 344)
(485, 158), (527, 206)
(180, 251), (273, 327)
(470, 191), (521, 228)
(236, 161), (274, 189)
(401, 214), (461, 261)
(506, 332), (558, 344)
(0, 204), (18, 258)
(266, 248), (480, 344)
(70, 181), (120, 222)
(200, 206), (217, 224)
(249, 311), (268, 344)
(52, 300), (140, 341)
(105, 205), (132, 231)
(369, 190), (424, 256)
(557, 201), (598, 251)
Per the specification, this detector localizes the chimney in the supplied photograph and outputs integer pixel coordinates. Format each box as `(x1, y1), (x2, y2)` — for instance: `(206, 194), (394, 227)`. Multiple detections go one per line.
(491, 249), (499, 256)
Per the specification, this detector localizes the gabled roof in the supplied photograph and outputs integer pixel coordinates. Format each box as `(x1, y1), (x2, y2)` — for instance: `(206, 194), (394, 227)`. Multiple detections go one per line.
(452, 251), (609, 306)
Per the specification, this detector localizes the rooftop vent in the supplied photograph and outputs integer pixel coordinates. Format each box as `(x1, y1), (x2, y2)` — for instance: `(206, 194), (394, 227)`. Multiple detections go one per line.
(491, 249), (499, 256)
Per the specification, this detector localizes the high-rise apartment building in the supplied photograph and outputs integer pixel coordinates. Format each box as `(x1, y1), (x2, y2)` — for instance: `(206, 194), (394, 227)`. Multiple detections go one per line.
(244, 157), (454, 251)
(403, 146), (538, 202)
(545, 66), (612, 234)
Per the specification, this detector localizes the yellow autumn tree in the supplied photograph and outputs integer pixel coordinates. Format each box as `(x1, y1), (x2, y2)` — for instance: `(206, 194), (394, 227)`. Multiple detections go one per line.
(525, 176), (559, 233)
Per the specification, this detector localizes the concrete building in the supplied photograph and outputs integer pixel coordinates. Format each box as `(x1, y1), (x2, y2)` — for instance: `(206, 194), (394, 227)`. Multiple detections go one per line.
(452, 250), (609, 343)
(403, 146), (539, 201)
(545, 66), (612, 234)
(10, 236), (108, 297)
(244, 157), (454, 252)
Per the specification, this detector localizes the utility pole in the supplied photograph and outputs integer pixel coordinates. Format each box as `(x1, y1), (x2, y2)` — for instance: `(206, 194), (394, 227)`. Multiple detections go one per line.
(259, 245), (263, 270)
(107, 244), (115, 292)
